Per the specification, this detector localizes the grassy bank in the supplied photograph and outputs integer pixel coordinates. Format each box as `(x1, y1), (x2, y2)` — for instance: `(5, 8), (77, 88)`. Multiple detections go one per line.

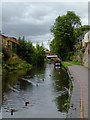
(62, 60), (82, 66)
(2, 54), (32, 72)
(62, 63), (73, 114)
(64, 78), (73, 113)
(62, 62), (72, 67)
(68, 60), (82, 65)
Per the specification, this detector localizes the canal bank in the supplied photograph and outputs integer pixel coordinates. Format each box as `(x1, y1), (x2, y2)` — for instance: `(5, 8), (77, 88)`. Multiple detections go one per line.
(67, 64), (88, 118)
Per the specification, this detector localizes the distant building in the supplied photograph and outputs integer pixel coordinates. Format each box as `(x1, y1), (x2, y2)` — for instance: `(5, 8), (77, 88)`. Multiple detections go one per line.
(47, 54), (58, 59)
(45, 51), (51, 56)
(45, 51), (58, 60)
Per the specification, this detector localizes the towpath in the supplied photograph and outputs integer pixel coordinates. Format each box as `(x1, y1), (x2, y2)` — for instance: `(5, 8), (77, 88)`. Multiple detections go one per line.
(0, 67), (2, 119)
(67, 64), (88, 118)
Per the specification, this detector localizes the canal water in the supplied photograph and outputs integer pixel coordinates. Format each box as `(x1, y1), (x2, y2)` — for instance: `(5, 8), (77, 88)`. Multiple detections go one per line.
(2, 63), (69, 118)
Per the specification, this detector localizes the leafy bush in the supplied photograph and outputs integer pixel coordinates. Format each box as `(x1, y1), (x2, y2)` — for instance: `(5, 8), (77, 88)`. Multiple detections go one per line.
(2, 47), (11, 61)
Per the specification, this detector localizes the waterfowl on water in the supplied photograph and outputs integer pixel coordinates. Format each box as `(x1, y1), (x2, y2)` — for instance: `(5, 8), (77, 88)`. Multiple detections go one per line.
(71, 104), (73, 107)
(36, 83), (39, 86)
(11, 109), (16, 115)
(25, 102), (30, 106)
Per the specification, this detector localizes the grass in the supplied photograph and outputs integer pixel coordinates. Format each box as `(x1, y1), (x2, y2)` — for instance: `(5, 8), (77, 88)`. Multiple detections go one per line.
(62, 62), (72, 67)
(61, 61), (74, 115)
(68, 61), (82, 65)
(64, 95), (71, 112)
(3, 54), (32, 72)
(64, 78), (73, 114)
(82, 106), (84, 118)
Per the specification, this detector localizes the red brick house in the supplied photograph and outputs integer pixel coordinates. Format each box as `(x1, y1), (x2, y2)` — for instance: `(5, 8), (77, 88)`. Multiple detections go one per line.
(0, 31), (19, 50)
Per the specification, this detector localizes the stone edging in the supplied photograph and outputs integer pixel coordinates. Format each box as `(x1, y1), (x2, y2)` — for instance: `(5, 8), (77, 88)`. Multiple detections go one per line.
(66, 66), (81, 118)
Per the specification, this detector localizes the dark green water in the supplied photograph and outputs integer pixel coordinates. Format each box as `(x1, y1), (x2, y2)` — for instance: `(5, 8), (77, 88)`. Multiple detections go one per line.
(2, 63), (69, 118)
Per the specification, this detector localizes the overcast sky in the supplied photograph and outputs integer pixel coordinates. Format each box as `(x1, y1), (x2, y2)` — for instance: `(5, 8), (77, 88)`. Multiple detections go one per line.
(2, 2), (88, 49)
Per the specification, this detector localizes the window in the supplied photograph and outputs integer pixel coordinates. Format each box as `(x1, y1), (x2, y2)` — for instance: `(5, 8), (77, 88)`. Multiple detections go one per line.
(88, 34), (90, 40)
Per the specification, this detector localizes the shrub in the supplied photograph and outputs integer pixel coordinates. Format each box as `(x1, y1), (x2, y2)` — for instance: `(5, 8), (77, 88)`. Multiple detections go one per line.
(2, 47), (11, 61)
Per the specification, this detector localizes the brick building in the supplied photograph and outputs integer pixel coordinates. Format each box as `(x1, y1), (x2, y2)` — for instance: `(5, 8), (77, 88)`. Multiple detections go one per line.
(0, 31), (19, 51)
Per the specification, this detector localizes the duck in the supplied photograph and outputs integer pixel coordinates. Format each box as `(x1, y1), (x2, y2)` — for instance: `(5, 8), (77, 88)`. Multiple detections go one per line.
(36, 83), (39, 87)
(25, 101), (30, 106)
(11, 109), (16, 115)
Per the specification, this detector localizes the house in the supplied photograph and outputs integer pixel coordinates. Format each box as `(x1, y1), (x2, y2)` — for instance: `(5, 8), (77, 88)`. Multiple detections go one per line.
(78, 30), (90, 52)
(7, 37), (19, 49)
(82, 30), (90, 49)
(78, 31), (88, 45)
(80, 30), (90, 68)
(0, 31), (19, 50)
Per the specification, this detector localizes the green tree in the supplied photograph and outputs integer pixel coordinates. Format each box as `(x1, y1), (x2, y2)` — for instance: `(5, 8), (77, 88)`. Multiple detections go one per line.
(17, 37), (45, 65)
(17, 36), (27, 60)
(35, 43), (45, 65)
(76, 25), (90, 37)
(17, 37), (35, 64)
(50, 11), (81, 60)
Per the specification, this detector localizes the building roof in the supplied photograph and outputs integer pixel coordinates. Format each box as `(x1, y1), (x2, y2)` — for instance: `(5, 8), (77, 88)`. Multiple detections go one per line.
(1, 34), (8, 38)
(0, 34), (19, 44)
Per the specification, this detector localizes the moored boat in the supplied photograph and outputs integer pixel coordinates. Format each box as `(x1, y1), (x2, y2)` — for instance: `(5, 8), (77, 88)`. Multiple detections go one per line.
(54, 58), (62, 67)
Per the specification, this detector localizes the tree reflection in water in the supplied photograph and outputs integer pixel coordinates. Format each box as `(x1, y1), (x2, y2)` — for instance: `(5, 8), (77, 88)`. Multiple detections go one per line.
(53, 67), (69, 112)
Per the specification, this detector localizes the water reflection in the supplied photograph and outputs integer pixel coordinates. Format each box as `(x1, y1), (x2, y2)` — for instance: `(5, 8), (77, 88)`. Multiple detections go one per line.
(53, 68), (69, 112)
(2, 63), (69, 118)
(2, 70), (28, 93)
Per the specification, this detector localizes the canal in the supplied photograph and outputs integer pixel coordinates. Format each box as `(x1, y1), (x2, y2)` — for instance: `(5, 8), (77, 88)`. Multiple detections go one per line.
(2, 63), (69, 118)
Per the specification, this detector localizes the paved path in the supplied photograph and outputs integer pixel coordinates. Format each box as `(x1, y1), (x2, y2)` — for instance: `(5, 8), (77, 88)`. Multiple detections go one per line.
(67, 64), (88, 118)
(0, 67), (2, 119)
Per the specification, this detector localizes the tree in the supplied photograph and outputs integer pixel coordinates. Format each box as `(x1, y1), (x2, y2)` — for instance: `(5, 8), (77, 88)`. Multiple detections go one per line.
(35, 43), (45, 65)
(66, 11), (81, 29)
(76, 25), (90, 37)
(17, 36), (27, 60)
(50, 11), (81, 60)
(17, 37), (45, 65)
